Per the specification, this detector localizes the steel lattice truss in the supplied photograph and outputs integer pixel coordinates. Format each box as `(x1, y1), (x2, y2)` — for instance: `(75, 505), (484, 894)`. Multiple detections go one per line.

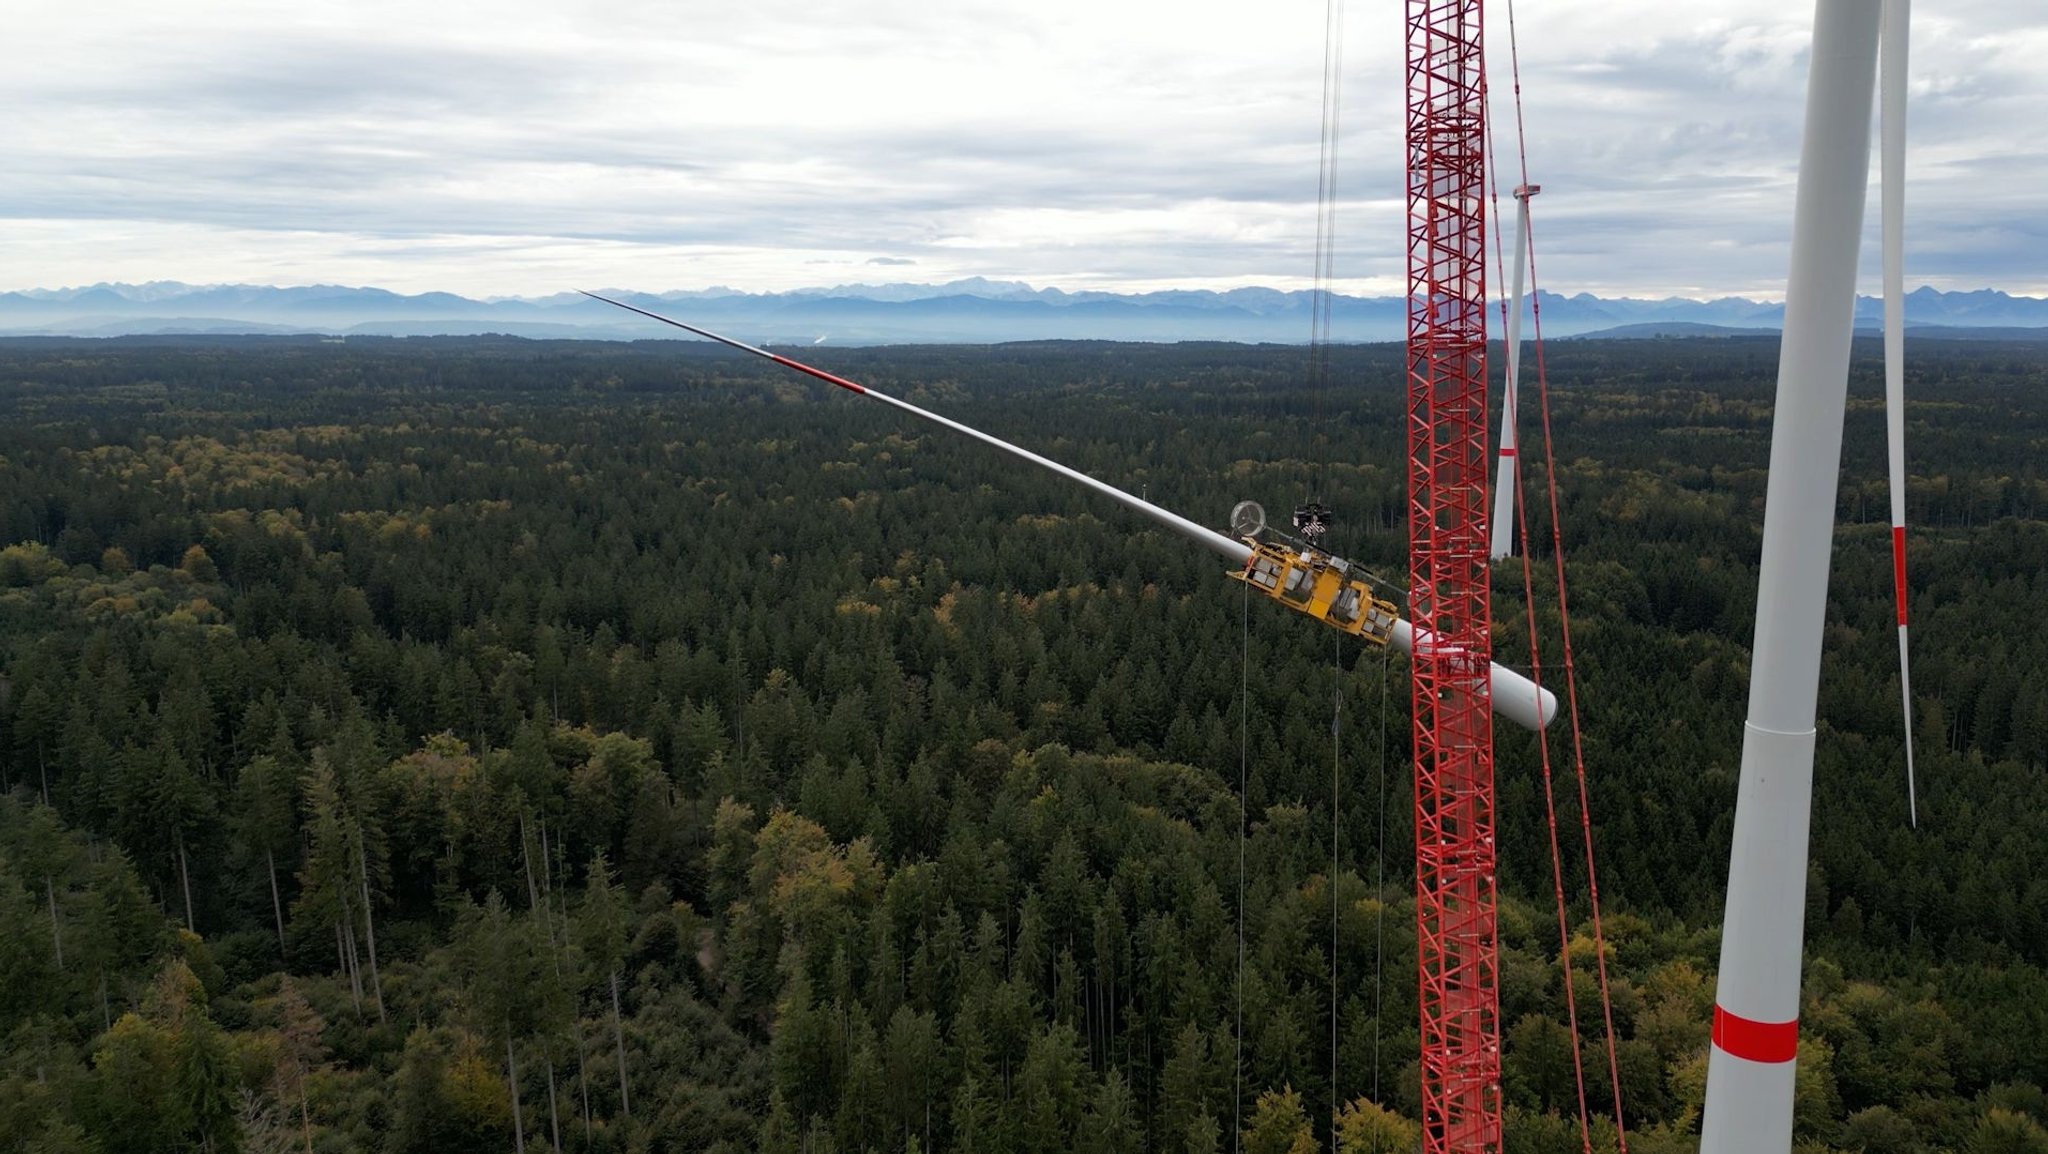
(1404, 0), (1501, 1149)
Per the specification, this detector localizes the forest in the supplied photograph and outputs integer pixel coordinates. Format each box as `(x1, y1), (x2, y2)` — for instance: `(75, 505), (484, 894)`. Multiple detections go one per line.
(0, 331), (2041, 1154)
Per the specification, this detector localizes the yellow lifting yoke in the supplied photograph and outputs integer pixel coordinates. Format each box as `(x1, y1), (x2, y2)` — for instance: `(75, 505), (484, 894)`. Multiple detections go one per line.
(1229, 539), (1399, 646)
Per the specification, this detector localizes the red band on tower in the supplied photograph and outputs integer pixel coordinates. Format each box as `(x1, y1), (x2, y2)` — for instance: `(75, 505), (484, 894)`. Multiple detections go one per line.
(1712, 1004), (1799, 1064)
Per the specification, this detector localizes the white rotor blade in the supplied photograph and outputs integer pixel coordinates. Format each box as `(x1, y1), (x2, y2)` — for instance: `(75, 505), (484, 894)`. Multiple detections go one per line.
(1882, 0), (1916, 828)
(579, 292), (1562, 731)
(1490, 186), (1536, 562)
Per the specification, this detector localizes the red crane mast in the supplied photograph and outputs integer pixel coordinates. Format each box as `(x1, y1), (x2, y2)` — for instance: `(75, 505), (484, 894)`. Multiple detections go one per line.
(1403, 0), (1501, 1150)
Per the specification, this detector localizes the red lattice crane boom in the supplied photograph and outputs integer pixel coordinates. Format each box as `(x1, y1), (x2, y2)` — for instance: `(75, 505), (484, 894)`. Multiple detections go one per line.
(1404, 0), (1501, 1150)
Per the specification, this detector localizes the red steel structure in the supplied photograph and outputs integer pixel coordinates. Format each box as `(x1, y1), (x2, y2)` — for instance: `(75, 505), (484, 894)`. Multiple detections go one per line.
(1404, 0), (1501, 1150)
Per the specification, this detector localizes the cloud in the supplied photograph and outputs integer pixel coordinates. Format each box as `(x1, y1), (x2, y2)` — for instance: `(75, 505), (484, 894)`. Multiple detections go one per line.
(3, 0), (2041, 297)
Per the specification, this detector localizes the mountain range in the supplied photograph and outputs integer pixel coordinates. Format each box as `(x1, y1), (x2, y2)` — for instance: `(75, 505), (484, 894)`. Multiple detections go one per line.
(3, 280), (2045, 344)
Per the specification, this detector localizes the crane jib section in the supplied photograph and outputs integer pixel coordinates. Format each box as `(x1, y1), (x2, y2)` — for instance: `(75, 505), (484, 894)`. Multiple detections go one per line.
(1405, 0), (1502, 1151)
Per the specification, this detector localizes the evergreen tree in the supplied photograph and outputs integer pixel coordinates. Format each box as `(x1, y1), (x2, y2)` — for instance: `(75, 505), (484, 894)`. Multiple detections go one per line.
(579, 850), (633, 1119)
(231, 755), (297, 958)
(1243, 1085), (1317, 1154)
(267, 978), (324, 1154)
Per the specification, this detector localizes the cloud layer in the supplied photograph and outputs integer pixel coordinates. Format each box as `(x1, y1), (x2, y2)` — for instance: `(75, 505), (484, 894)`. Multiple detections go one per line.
(6, 0), (2041, 298)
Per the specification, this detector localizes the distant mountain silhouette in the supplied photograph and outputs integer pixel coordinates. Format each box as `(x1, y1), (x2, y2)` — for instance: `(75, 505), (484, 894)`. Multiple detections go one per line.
(1569, 322), (1782, 339)
(3, 280), (2045, 343)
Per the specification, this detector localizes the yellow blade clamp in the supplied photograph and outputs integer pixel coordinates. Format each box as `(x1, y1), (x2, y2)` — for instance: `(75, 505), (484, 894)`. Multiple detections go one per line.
(1230, 538), (1399, 646)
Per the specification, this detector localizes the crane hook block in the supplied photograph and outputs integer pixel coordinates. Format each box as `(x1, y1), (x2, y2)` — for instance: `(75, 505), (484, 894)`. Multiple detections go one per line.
(1229, 539), (1398, 646)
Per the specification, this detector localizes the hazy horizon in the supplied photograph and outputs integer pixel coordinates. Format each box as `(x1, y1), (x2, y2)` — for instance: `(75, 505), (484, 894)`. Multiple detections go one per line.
(11, 277), (2046, 308)
(9, 1), (2043, 300)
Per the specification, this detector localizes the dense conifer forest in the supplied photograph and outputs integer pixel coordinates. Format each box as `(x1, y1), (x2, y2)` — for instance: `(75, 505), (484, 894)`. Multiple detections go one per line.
(0, 333), (2041, 1154)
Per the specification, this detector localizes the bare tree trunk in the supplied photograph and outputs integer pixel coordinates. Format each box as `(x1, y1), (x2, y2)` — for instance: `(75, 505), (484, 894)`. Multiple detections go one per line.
(344, 922), (364, 1010)
(545, 1054), (562, 1154)
(299, 1083), (313, 1154)
(267, 849), (288, 959)
(541, 870), (591, 1143)
(611, 970), (631, 1118)
(506, 1031), (528, 1154)
(355, 838), (386, 1023)
(519, 811), (541, 912)
(175, 833), (196, 933)
(539, 819), (554, 895)
(98, 971), (110, 1032)
(347, 920), (363, 1001)
(575, 1021), (592, 1143)
(45, 877), (63, 969)
(337, 896), (363, 1015)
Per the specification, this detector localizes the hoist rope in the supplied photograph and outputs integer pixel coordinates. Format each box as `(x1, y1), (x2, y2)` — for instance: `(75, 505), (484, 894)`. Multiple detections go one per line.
(1308, 5), (1352, 1139)
(1499, 0), (1631, 1145)
(1519, 183), (1632, 1154)
(1483, 39), (1597, 1154)
(1304, 0), (1347, 502)
(1330, 627), (1344, 1154)
(1234, 578), (1249, 1154)
(1370, 638), (1392, 1147)
(1505, 357), (1599, 1153)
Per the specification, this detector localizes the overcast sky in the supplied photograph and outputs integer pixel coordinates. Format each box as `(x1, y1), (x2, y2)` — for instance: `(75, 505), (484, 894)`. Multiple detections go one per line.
(6, 0), (2041, 300)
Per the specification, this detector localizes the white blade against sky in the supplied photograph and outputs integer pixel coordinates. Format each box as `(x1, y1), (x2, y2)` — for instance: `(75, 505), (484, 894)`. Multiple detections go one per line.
(1490, 186), (1534, 563)
(1882, 0), (1917, 829)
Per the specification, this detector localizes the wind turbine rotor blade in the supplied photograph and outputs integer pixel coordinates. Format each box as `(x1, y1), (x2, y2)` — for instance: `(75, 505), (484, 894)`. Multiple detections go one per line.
(1881, 0), (1917, 828)
(1491, 186), (1536, 562)
(580, 291), (1243, 558)
(582, 292), (1561, 731)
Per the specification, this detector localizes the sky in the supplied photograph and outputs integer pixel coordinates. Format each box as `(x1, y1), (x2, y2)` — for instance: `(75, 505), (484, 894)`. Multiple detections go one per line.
(5, 0), (2042, 301)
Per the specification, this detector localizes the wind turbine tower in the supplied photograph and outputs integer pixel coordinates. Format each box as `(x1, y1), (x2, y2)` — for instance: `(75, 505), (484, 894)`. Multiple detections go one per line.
(1704, 0), (1913, 1148)
(1490, 183), (1537, 563)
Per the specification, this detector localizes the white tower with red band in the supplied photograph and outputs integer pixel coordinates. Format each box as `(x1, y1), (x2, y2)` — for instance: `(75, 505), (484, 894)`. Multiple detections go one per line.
(1490, 184), (1538, 562)
(1701, 0), (1888, 1148)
